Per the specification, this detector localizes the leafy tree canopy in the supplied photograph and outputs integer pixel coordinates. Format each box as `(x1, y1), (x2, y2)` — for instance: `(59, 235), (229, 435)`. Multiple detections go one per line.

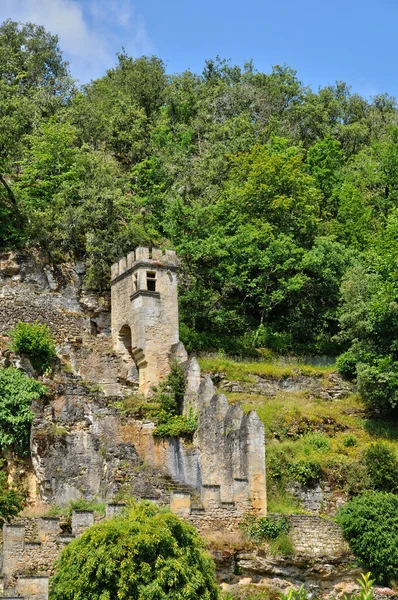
(50, 501), (219, 600)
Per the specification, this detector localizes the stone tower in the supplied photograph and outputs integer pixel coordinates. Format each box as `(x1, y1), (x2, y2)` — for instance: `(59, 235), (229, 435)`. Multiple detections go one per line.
(111, 247), (183, 394)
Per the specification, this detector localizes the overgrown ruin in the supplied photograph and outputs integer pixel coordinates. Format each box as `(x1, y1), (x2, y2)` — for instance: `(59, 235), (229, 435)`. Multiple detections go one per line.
(0, 249), (272, 599)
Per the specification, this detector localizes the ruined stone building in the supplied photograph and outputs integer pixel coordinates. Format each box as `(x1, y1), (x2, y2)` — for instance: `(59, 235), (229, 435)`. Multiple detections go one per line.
(0, 248), (268, 599)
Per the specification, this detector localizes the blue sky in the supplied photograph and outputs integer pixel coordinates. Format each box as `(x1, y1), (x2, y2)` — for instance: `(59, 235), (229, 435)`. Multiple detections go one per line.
(1, 0), (397, 98)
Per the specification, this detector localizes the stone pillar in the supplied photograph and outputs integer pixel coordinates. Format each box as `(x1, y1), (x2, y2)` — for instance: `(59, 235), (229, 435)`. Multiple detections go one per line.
(183, 357), (201, 416)
(241, 411), (267, 515)
(37, 517), (60, 542)
(233, 478), (250, 512)
(170, 492), (191, 516)
(3, 524), (25, 579)
(17, 576), (49, 600)
(201, 485), (221, 509)
(71, 510), (94, 537)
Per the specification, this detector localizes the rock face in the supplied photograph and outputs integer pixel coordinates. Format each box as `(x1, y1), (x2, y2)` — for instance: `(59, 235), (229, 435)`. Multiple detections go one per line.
(0, 250), (266, 516)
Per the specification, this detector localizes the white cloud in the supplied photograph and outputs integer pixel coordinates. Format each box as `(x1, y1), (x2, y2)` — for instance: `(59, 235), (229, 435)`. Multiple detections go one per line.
(0, 0), (153, 81)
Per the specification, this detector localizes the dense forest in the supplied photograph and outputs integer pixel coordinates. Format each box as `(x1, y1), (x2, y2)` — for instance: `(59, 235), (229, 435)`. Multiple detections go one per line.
(2, 20), (398, 414)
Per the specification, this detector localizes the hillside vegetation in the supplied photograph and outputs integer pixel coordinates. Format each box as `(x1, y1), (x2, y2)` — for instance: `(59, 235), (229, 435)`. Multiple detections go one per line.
(200, 356), (398, 512)
(3, 19), (398, 414)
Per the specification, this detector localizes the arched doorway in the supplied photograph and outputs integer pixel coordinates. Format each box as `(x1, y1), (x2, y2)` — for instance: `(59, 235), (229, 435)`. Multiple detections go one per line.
(118, 324), (132, 356)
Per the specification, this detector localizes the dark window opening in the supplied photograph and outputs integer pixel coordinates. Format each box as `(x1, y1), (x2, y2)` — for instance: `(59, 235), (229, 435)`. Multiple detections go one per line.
(147, 271), (156, 292)
(133, 272), (138, 292)
(90, 319), (99, 336)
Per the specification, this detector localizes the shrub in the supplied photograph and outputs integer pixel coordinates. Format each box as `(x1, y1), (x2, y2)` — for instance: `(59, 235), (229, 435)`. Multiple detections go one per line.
(336, 351), (358, 379)
(50, 500), (219, 600)
(304, 433), (330, 452)
(8, 321), (56, 374)
(337, 492), (398, 584)
(0, 367), (46, 455)
(240, 514), (290, 543)
(357, 358), (398, 414)
(153, 410), (198, 439)
(152, 363), (198, 440)
(289, 459), (322, 486)
(343, 434), (357, 447)
(364, 442), (398, 492)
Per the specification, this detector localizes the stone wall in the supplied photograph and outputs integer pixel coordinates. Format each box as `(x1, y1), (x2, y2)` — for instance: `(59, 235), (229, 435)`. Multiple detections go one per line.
(0, 252), (93, 345)
(286, 514), (350, 558)
(184, 358), (267, 515)
(0, 508), (120, 599)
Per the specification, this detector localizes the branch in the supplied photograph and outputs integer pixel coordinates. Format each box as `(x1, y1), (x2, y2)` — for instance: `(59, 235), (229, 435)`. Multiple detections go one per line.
(0, 174), (21, 226)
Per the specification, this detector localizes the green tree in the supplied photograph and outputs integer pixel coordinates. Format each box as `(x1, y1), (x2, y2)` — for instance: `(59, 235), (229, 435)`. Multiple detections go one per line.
(0, 19), (71, 246)
(50, 501), (219, 600)
(0, 469), (25, 522)
(0, 368), (46, 455)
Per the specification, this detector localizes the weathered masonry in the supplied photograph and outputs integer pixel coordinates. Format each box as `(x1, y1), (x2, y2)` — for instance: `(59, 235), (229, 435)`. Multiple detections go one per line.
(111, 247), (183, 394)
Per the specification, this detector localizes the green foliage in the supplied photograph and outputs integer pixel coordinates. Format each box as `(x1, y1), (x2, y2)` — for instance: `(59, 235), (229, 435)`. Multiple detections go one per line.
(50, 500), (219, 600)
(288, 459), (323, 486)
(0, 367), (46, 455)
(0, 468), (25, 522)
(152, 363), (198, 440)
(279, 584), (309, 600)
(153, 409), (198, 439)
(364, 442), (398, 492)
(5, 17), (398, 378)
(336, 351), (358, 380)
(337, 492), (398, 584)
(8, 321), (56, 374)
(240, 513), (291, 547)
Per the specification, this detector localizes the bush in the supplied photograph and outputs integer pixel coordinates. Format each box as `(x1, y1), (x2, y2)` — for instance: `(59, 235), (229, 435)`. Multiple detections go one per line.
(364, 442), (398, 492)
(0, 368), (46, 455)
(336, 351), (357, 379)
(289, 459), (322, 486)
(337, 492), (398, 584)
(8, 321), (56, 374)
(153, 410), (198, 439)
(152, 363), (198, 440)
(240, 514), (290, 543)
(357, 358), (398, 414)
(50, 500), (219, 600)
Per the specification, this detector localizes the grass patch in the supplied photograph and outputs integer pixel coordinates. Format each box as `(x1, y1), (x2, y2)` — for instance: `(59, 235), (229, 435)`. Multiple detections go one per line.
(198, 356), (333, 382)
(48, 498), (106, 517)
(267, 489), (302, 514)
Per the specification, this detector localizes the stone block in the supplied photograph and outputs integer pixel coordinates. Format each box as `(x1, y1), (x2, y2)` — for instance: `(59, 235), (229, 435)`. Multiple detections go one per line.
(170, 492), (191, 516)
(72, 510), (94, 537)
(17, 576), (49, 600)
(233, 478), (249, 509)
(37, 517), (60, 542)
(151, 248), (163, 260)
(118, 257), (127, 275)
(164, 250), (177, 264)
(201, 484), (221, 509)
(127, 251), (135, 268)
(135, 247), (150, 260)
(111, 263), (119, 280)
(105, 503), (126, 519)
